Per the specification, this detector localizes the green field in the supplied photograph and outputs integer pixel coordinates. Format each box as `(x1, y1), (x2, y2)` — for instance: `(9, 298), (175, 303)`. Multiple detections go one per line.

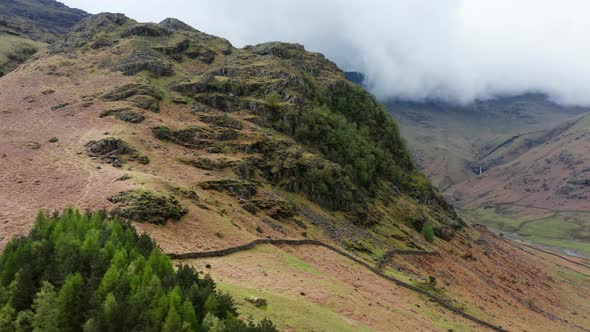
(463, 206), (590, 257)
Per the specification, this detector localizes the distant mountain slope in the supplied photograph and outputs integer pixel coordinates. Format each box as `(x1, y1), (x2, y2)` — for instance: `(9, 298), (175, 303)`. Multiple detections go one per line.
(387, 94), (590, 189)
(447, 112), (590, 255)
(387, 95), (590, 255)
(0, 0), (87, 76)
(0, 0), (88, 42)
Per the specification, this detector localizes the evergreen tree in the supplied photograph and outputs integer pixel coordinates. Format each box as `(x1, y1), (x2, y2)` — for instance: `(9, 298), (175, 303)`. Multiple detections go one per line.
(31, 281), (58, 332)
(422, 222), (435, 243)
(56, 273), (85, 332)
(0, 211), (276, 332)
(163, 307), (182, 332)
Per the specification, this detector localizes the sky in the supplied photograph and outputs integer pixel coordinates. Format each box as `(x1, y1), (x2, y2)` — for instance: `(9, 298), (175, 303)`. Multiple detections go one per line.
(61, 0), (590, 105)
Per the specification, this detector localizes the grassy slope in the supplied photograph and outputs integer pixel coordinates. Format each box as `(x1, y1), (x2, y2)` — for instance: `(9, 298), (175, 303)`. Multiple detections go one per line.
(464, 206), (590, 256)
(0, 34), (45, 75)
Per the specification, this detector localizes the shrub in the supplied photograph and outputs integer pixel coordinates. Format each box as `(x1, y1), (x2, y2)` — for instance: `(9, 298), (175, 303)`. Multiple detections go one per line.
(152, 126), (171, 141)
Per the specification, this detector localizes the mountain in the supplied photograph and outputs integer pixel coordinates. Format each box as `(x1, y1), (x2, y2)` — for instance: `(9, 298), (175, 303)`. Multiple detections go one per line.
(0, 0), (88, 76)
(388, 95), (590, 256)
(447, 112), (590, 256)
(0, 7), (589, 331)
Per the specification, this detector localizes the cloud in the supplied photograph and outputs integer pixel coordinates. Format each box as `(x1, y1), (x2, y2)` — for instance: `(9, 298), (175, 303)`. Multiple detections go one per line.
(62, 0), (590, 105)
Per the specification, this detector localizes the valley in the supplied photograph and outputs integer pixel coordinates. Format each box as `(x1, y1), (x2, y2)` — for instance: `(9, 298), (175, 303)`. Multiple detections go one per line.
(388, 94), (590, 258)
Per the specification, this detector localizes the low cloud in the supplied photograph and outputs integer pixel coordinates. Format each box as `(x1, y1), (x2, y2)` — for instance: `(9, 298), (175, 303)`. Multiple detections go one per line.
(63, 0), (590, 105)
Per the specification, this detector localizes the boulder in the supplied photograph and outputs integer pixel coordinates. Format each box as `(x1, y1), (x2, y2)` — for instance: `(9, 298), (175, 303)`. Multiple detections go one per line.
(245, 297), (267, 307)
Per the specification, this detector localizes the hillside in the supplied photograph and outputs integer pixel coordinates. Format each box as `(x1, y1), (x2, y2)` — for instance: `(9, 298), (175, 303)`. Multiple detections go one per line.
(0, 0), (88, 76)
(0, 10), (589, 331)
(387, 94), (590, 190)
(447, 112), (590, 256)
(387, 95), (590, 256)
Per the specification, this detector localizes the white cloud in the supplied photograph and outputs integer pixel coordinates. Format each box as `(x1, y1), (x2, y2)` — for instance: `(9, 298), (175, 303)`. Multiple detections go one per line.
(62, 0), (590, 105)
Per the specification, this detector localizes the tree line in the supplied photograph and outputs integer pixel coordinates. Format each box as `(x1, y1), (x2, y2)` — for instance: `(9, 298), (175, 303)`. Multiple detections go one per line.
(0, 209), (276, 332)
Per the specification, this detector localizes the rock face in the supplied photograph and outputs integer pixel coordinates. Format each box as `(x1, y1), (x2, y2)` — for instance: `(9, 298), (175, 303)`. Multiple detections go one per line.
(122, 23), (172, 37)
(101, 83), (161, 101)
(159, 18), (197, 32)
(108, 190), (187, 224)
(100, 108), (145, 123)
(115, 48), (174, 77)
(199, 179), (258, 200)
(85, 138), (149, 166)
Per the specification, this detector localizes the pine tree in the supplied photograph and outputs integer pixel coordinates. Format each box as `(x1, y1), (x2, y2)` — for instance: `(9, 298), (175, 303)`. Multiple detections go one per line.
(181, 299), (198, 330)
(32, 281), (59, 332)
(56, 273), (85, 332)
(422, 222), (435, 243)
(0, 211), (277, 332)
(162, 307), (182, 332)
(0, 303), (16, 332)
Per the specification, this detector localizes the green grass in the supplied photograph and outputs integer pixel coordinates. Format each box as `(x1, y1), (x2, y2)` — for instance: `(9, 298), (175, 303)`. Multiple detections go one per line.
(465, 207), (590, 256)
(279, 250), (321, 275)
(0, 34), (45, 64)
(522, 236), (590, 256)
(518, 217), (583, 239)
(218, 282), (376, 332)
(462, 206), (525, 232)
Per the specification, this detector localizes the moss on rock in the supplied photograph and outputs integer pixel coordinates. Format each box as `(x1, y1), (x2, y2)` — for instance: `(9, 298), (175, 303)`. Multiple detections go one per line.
(198, 178), (258, 199)
(108, 190), (187, 224)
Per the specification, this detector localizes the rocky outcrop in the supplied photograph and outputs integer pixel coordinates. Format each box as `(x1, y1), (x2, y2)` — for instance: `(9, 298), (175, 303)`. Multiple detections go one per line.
(199, 114), (243, 129)
(122, 23), (172, 37)
(108, 190), (187, 224)
(251, 139), (362, 213)
(159, 18), (197, 32)
(152, 125), (239, 150)
(152, 38), (190, 56)
(85, 138), (149, 167)
(183, 157), (235, 171)
(101, 83), (161, 101)
(51, 13), (127, 52)
(250, 196), (297, 220)
(129, 95), (160, 112)
(198, 178), (258, 199)
(101, 83), (161, 113)
(114, 48), (174, 77)
(100, 108), (145, 123)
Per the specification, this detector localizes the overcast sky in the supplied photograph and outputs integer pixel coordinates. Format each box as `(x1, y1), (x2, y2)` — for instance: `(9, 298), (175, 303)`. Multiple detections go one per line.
(62, 0), (590, 105)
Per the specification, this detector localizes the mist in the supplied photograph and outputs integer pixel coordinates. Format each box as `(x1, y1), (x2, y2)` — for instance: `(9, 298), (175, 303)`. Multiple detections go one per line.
(62, 0), (590, 105)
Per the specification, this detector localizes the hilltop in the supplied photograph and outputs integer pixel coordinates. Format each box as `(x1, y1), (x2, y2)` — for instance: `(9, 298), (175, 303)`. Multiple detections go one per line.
(0, 8), (589, 331)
